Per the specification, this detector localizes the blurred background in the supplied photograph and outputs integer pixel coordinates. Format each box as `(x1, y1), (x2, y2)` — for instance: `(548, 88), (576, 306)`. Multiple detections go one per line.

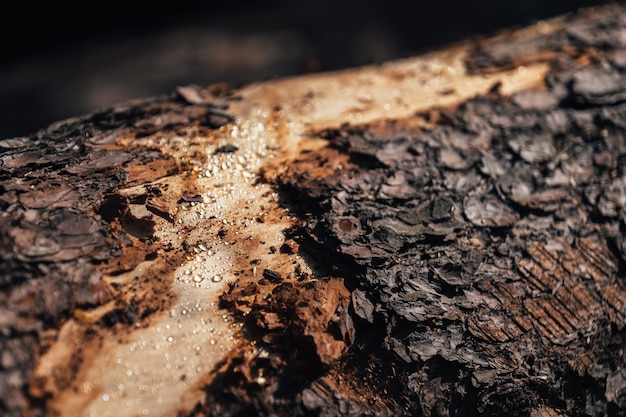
(0, 0), (613, 139)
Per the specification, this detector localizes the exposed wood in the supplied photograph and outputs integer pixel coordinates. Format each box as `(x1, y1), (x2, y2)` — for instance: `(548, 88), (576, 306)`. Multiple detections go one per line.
(1, 3), (626, 417)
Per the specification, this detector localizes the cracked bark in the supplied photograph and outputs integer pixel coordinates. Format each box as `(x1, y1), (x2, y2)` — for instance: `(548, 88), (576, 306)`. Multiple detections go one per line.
(3, 3), (626, 417)
(195, 4), (626, 417)
(0, 86), (232, 417)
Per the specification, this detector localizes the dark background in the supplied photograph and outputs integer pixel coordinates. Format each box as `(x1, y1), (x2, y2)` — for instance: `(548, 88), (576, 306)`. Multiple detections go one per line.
(0, 0), (614, 139)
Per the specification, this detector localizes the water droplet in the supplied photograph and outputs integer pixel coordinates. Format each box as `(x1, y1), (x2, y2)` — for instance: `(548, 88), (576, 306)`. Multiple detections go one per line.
(212, 275), (223, 282)
(102, 393), (110, 402)
(192, 275), (203, 283)
(167, 336), (174, 342)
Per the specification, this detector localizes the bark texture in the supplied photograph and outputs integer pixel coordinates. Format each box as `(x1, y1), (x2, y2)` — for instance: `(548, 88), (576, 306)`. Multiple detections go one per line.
(2, 3), (626, 417)
(0, 87), (231, 417)
(193, 4), (626, 417)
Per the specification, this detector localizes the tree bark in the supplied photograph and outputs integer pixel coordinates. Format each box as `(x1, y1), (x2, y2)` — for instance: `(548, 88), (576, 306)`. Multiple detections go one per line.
(2, 3), (626, 417)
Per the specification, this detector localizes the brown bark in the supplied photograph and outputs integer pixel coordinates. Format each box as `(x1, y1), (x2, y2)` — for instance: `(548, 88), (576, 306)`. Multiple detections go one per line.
(2, 3), (626, 417)
(0, 87), (232, 417)
(196, 4), (626, 416)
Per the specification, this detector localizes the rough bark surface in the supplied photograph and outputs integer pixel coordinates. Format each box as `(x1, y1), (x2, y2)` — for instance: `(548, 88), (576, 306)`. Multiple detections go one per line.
(3, 3), (626, 417)
(0, 88), (231, 417)
(192, 4), (626, 417)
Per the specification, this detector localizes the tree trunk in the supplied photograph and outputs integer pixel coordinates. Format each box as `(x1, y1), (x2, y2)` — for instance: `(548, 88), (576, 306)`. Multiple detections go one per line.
(2, 3), (626, 417)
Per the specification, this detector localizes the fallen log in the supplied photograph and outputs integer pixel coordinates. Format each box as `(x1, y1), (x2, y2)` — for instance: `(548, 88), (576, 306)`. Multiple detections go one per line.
(2, 3), (626, 417)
